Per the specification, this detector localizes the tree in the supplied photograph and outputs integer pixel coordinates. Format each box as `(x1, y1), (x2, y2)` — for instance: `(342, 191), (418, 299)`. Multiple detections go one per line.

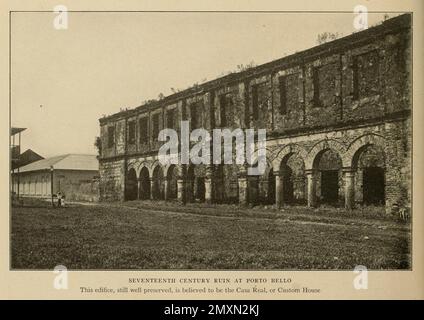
(94, 136), (102, 159)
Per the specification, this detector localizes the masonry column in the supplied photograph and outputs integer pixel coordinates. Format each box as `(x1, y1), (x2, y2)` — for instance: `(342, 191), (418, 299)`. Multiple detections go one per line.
(306, 169), (317, 208)
(238, 176), (248, 205)
(275, 173), (284, 208)
(343, 168), (355, 210)
(238, 169), (248, 205)
(150, 178), (155, 200)
(204, 178), (212, 203)
(177, 176), (185, 204)
(137, 179), (142, 200)
(163, 178), (169, 201)
(204, 165), (213, 203)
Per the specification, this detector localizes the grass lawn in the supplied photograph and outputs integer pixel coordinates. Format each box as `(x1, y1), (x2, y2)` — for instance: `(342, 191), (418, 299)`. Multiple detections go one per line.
(11, 199), (411, 270)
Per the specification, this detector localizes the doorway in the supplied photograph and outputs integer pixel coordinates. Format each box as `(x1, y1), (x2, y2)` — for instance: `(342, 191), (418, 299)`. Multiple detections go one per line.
(363, 167), (385, 205)
(321, 170), (339, 203)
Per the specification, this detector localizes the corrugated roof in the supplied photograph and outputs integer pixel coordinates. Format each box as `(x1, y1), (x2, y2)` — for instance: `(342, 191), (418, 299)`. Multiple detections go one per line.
(18, 154), (98, 173)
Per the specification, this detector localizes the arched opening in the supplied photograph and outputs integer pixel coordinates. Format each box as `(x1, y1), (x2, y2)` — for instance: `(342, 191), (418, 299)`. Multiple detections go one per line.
(225, 165), (240, 204)
(279, 153), (306, 205)
(352, 144), (386, 206)
(214, 165), (240, 204)
(125, 168), (138, 201)
(250, 160), (273, 205)
(166, 165), (178, 200)
(363, 167), (385, 205)
(281, 163), (294, 203)
(138, 167), (150, 200)
(196, 177), (206, 202)
(152, 165), (165, 200)
(213, 165), (224, 203)
(186, 165), (205, 203)
(267, 168), (276, 204)
(313, 149), (343, 205)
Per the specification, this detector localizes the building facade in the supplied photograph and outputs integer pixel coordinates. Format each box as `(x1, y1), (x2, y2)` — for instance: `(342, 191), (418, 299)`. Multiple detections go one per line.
(12, 154), (100, 202)
(99, 14), (411, 211)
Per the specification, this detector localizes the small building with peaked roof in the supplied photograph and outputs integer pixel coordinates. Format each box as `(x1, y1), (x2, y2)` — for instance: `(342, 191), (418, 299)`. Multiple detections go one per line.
(12, 154), (99, 202)
(12, 149), (44, 170)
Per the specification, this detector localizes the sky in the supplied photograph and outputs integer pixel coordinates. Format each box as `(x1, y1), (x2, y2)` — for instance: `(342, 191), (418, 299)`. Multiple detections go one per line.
(11, 11), (399, 157)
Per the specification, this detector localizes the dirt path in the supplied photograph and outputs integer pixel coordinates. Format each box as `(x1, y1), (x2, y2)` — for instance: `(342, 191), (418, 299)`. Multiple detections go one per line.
(66, 200), (409, 233)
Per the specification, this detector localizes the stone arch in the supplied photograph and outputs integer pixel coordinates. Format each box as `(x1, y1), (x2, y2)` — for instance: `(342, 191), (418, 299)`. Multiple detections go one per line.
(343, 133), (386, 168)
(127, 161), (140, 179)
(247, 146), (275, 172)
(150, 160), (162, 177)
(165, 164), (180, 200)
(138, 166), (151, 200)
(272, 144), (308, 172)
(163, 163), (182, 178)
(247, 157), (274, 205)
(344, 134), (387, 206)
(273, 144), (308, 205)
(305, 139), (347, 170)
(136, 161), (150, 178)
(305, 139), (345, 206)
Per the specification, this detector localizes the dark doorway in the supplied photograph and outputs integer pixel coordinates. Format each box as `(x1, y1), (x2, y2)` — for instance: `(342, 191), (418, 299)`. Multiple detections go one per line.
(363, 167), (385, 205)
(248, 176), (259, 204)
(321, 170), (339, 203)
(139, 167), (150, 200)
(267, 169), (276, 204)
(282, 165), (294, 203)
(152, 166), (165, 200)
(167, 165), (178, 200)
(283, 166), (294, 203)
(125, 168), (138, 201)
(196, 177), (205, 202)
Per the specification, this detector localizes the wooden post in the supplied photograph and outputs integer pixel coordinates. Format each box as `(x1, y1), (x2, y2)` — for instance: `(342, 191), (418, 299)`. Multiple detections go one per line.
(50, 166), (54, 207)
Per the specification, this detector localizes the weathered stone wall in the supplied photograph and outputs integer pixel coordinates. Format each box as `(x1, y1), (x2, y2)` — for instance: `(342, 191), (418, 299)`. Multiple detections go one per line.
(98, 14), (411, 210)
(99, 159), (125, 201)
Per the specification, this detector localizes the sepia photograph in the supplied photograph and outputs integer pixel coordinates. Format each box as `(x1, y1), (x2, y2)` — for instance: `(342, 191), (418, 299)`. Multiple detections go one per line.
(10, 9), (412, 272)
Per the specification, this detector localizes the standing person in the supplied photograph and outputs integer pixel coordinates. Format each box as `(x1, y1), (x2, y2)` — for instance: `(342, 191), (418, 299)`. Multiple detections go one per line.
(61, 194), (66, 207)
(57, 192), (62, 208)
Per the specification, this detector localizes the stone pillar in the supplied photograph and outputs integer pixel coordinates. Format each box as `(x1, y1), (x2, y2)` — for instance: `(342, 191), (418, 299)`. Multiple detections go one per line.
(343, 168), (355, 210)
(204, 178), (212, 203)
(163, 179), (169, 201)
(150, 178), (155, 200)
(137, 179), (142, 200)
(204, 165), (213, 203)
(275, 174), (284, 208)
(306, 169), (317, 208)
(238, 176), (248, 205)
(177, 178), (185, 204)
